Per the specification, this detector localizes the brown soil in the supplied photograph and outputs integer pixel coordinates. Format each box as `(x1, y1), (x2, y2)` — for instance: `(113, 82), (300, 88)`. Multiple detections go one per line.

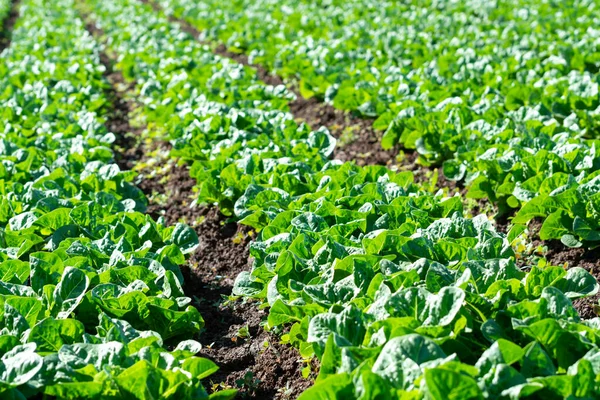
(545, 241), (600, 320)
(138, 162), (316, 399)
(526, 219), (600, 319)
(0, 0), (21, 52)
(82, 14), (315, 399)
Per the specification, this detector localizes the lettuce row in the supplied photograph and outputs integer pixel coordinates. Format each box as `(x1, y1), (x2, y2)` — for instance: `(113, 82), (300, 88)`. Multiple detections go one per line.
(0, 0), (230, 398)
(388, 81), (600, 248)
(155, 0), (600, 246)
(234, 170), (600, 399)
(83, 0), (600, 398)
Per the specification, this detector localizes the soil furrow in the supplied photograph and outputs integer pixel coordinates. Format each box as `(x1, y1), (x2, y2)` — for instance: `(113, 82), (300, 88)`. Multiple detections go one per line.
(141, 0), (402, 167)
(0, 0), (21, 52)
(81, 13), (315, 399)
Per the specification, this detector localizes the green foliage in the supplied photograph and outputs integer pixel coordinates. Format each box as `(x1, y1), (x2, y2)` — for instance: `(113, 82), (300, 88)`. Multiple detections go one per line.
(161, 0), (600, 244)
(84, 0), (600, 398)
(0, 0), (229, 397)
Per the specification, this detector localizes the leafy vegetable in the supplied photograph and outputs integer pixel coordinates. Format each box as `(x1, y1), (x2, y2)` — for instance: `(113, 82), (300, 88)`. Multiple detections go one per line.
(0, 0), (229, 397)
(157, 0), (600, 244)
(80, 0), (600, 398)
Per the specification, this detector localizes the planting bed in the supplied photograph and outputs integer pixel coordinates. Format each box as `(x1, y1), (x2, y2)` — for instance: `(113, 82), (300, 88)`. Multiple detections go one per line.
(1, 0), (600, 399)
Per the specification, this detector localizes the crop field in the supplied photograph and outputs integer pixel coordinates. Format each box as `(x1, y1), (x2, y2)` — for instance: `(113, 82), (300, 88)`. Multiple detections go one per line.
(0, 0), (599, 398)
